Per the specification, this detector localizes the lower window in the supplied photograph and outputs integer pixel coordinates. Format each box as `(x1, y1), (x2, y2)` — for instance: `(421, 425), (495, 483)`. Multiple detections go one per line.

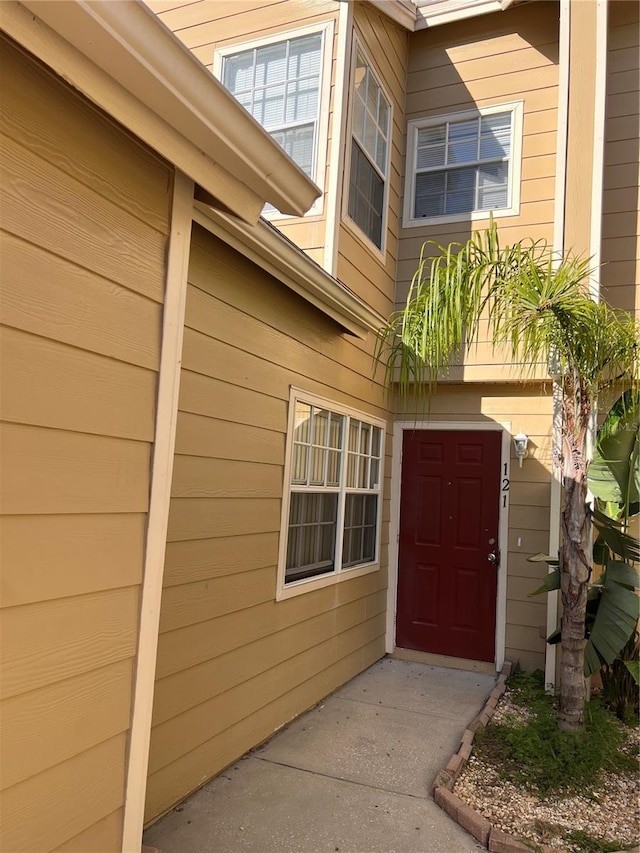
(280, 391), (384, 589)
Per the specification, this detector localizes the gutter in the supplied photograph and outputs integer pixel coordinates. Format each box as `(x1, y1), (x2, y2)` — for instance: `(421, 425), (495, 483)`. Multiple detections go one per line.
(16, 0), (320, 220)
(193, 201), (386, 340)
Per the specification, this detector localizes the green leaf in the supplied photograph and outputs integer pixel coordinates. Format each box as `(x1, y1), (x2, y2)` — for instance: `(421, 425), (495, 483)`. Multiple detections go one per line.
(592, 509), (640, 562)
(623, 659), (640, 686)
(527, 553), (559, 566)
(584, 559), (640, 677)
(589, 390), (640, 507)
(529, 569), (560, 596)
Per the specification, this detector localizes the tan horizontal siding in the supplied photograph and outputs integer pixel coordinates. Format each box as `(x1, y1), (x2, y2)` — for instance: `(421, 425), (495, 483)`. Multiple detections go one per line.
(147, 223), (391, 822)
(147, 639), (383, 820)
(601, 2), (639, 317)
(50, 810), (124, 853)
(0, 35), (170, 852)
(0, 735), (127, 853)
(398, 2), (559, 374)
(395, 383), (553, 672)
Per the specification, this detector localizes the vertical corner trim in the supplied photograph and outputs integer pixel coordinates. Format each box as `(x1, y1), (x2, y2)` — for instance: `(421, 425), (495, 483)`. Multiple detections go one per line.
(121, 170), (194, 852)
(323, 0), (353, 276)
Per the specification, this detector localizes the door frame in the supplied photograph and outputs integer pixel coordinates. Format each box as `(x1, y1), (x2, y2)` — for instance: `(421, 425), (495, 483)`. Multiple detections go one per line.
(386, 420), (512, 671)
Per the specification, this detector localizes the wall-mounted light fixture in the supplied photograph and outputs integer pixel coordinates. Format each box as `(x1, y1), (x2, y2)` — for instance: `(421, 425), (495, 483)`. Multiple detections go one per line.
(513, 432), (529, 467)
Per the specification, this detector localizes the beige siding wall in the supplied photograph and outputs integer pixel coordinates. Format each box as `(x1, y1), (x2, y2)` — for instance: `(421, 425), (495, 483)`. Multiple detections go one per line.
(398, 4), (559, 378)
(146, 223), (391, 822)
(336, 2), (408, 318)
(601, 1), (639, 317)
(147, 0), (340, 262)
(0, 37), (171, 852)
(395, 383), (553, 672)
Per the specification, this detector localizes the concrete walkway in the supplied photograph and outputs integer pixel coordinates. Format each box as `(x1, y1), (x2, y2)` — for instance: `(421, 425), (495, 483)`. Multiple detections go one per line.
(144, 658), (496, 853)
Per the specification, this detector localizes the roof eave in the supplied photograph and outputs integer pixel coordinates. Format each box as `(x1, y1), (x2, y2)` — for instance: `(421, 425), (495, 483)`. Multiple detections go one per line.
(193, 202), (386, 341)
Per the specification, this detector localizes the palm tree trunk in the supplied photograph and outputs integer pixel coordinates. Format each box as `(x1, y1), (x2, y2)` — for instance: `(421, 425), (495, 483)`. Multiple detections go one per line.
(559, 475), (590, 730)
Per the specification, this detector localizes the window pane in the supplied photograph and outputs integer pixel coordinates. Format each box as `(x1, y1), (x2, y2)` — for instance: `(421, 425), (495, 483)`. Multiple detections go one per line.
(288, 34), (322, 78)
(310, 447), (326, 485)
(327, 450), (340, 487)
(445, 167), (475, 214)
(346, 452), (358, 488)
(371, 427), (382, 457)
(369, 458), (380, 489)
(286, 493), (337, 582)
(348, 420), (360, 452)
(285, 79), (319, 123)
(358, 456), (368, 488)
(255, 42), (287, 86)
(480, 113), (511, 159)
(223, 52), (255, 93)
(314, 408), (329, 446)
(414, 171), (445, 218)
(294, 402), (311, 441)
(292, 445), (308, 484)
(348, 142), (384, 248)
(359, 422), (371, 453)
(272, 125), (315, 177)
(447, 119), (479, 165)
(329, 414), (343, 448)
(477, 162), (509, 209)
(342, 494), (377, 568)
(253, 85), (285, 128)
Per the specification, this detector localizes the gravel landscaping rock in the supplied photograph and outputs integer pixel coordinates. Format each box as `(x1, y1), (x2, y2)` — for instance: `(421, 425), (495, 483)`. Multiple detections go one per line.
(453, 686), (640, 853)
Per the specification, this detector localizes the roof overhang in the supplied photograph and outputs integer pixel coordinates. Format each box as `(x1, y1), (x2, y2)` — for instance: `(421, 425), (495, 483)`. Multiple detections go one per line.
(365, 0), (522, 31)
(193, 201), (386, 340)
(0, 0), (321, 223)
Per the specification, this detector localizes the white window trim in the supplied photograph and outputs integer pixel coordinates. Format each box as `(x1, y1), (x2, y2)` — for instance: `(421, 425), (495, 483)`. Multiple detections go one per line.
(402, 101), (524, 229)
(341, 33), (393, 261)
(213, 21), (334, 220)
(276, 388), (386, 601)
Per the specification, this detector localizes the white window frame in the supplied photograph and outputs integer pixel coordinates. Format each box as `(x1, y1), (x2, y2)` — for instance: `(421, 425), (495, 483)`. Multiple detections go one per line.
(276, 388), (385, 601)
(403, 101), (524, 228)
(342, 34), (393, 260)
(213, 21), (334, 220)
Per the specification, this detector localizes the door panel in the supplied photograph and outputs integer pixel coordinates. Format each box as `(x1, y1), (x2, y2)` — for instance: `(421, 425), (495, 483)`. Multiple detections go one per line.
(396, 429), (501, 662)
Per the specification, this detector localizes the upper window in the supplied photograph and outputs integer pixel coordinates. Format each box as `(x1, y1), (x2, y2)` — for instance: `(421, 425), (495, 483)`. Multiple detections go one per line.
(403, 102), (523, 227)
(216, 24), (333, 216)
(347, 45), (391, 251)
(278, 391), (384, 597)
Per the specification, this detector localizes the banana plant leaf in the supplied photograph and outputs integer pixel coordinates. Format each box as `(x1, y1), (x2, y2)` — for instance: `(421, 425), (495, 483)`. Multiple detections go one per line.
(584, 560), (640, 677)
(588, 390), (640, 507)
(592, 508), (640, 562)
(623, 659), (640, 686)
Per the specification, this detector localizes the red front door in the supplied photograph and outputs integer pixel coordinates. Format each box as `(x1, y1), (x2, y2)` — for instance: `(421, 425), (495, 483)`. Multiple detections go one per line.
(396, 429), (501, 662)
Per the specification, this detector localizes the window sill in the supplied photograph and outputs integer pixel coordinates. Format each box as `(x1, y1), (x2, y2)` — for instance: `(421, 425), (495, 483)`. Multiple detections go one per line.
(276, 560), (380, 601)
(402, 205), (520, 229)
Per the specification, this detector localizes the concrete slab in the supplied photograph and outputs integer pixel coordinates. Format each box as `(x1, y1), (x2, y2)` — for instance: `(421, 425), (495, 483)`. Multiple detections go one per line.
(144, 755), (483, 853)
(255, 694), (470, 797)
(144, 658), (494, 853)
(335, 659), (496, 721)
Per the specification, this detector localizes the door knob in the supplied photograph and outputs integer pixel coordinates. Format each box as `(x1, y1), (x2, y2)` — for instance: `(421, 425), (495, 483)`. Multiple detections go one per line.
(487, 551), (499, 567)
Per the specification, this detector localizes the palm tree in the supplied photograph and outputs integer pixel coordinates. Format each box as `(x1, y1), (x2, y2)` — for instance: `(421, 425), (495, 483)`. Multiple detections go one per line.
(377, 221), (639, 730)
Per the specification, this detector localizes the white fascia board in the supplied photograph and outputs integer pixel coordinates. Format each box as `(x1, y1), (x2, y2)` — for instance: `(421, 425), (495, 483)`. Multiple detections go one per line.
(366, 0), (418, 31)
(193, 202), (386, 340)
(414, 0), (511, 29)
(17, 0), (321, 219)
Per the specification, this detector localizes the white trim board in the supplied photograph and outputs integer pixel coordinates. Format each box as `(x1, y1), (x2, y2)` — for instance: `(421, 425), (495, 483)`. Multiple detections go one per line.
(386, 420), (511, 673)
(121, 171), (193, 853)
